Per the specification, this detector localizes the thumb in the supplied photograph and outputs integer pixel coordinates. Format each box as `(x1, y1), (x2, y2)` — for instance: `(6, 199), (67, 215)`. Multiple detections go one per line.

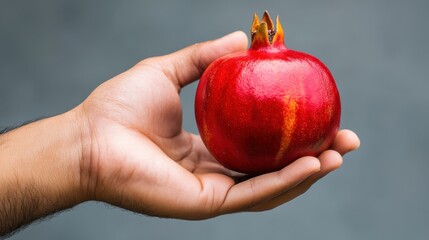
(143, 31), (248, 90)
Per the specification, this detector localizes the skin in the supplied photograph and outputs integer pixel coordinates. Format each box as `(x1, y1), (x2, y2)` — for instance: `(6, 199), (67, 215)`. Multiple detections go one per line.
(0, 31), (360, 236)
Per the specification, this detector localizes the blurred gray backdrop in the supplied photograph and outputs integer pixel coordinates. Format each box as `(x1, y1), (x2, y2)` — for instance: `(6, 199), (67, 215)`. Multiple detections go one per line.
(1, 0), (428, 239)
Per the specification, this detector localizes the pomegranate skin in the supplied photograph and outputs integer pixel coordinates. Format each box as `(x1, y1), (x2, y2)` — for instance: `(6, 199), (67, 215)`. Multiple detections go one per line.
(195, 12), (341, 175)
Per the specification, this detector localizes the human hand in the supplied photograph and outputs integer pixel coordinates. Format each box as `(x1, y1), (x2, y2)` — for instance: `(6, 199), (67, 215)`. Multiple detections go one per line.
(74, 31), (360, 219)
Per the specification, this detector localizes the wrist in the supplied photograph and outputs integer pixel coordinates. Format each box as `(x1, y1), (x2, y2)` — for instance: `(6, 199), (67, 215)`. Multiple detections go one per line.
(68, 106), (93, 201)
(61, 107), (93, 202)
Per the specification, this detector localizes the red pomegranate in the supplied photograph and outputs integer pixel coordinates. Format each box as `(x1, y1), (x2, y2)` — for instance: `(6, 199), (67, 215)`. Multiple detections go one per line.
(195, 11), (341, 175)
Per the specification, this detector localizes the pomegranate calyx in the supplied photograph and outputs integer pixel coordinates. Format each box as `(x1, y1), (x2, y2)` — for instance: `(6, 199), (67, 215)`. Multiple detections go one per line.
(251, 11), (286, 50)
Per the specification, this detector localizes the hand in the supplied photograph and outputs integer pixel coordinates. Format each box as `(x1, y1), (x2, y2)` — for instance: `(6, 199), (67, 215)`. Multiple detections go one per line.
(74, 31), (360, 219)
(0, 31), (360, 236)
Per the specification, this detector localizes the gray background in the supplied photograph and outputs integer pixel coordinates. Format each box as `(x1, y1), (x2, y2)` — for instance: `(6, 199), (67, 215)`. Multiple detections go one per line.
(1, 0), (428, 239)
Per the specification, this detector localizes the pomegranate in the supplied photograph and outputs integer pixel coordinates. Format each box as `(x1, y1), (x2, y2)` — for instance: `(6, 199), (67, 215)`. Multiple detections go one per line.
(195, 11), (341, 175)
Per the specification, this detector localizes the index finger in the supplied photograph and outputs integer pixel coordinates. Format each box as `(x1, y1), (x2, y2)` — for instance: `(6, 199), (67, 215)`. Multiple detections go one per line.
(331, 129), (360, 155)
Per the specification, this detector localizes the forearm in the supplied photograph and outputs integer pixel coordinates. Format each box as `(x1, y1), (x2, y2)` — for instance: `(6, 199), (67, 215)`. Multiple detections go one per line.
(0, 111), (86, 236)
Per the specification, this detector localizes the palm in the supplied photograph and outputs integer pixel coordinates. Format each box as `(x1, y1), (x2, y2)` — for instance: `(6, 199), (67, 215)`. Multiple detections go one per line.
(88, 64), (230, 172)
(80, 61), (237, 214)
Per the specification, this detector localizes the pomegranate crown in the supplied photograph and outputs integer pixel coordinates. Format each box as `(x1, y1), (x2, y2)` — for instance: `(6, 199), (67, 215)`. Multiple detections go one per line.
(251, 11), (286, 50)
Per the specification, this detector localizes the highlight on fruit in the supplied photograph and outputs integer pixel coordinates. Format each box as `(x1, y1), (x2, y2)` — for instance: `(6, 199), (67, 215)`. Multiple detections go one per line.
(195, 11), (341, 175)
